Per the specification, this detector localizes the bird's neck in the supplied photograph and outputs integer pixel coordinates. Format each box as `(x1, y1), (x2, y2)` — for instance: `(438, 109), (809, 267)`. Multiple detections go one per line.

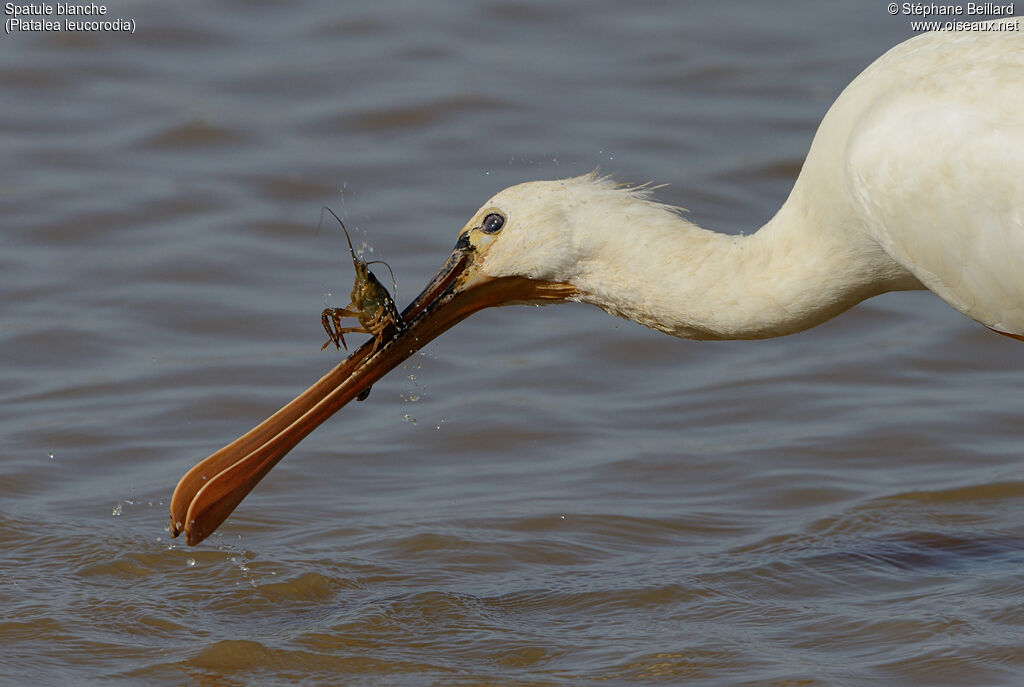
(572, 196), (920, 340)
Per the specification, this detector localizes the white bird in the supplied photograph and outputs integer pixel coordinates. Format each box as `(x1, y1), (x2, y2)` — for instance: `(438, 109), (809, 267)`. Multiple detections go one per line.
(171, 26), (1023, 545)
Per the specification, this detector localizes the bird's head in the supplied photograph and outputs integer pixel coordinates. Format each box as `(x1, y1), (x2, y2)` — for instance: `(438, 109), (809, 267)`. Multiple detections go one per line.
(432, 172), (683, 310)
(424, 176), (592, 312)
(454, 177), (593, 286)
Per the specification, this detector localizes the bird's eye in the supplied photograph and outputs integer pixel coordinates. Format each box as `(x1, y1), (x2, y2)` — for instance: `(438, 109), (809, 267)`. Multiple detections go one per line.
(481, 213), (505, 234)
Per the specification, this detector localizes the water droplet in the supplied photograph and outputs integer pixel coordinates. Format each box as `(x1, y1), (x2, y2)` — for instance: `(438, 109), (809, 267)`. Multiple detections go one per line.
(186, 558), (196, 567)
(111, 503), (123, 516)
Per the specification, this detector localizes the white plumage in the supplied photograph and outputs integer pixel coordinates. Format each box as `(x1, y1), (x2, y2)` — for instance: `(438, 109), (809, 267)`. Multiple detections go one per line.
(471, 27), (1024, 340)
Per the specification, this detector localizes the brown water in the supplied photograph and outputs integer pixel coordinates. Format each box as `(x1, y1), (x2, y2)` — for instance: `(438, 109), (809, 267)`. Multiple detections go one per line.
(3, 3), (1024, 685)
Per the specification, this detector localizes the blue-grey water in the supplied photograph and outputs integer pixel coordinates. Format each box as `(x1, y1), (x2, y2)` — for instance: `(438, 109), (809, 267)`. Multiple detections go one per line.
(3, 2), (1024, 685)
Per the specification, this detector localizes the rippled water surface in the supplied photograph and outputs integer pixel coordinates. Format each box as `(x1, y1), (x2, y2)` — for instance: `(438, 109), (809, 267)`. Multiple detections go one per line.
(3, 2), (1024, 685)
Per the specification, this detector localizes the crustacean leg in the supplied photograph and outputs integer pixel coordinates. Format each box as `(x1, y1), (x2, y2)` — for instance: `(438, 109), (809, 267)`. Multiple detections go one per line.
(321, 306), (365, 351)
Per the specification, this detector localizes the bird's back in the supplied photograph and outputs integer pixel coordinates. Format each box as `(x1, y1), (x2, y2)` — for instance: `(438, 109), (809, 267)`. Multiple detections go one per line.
(835, 27), (1024, 334)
